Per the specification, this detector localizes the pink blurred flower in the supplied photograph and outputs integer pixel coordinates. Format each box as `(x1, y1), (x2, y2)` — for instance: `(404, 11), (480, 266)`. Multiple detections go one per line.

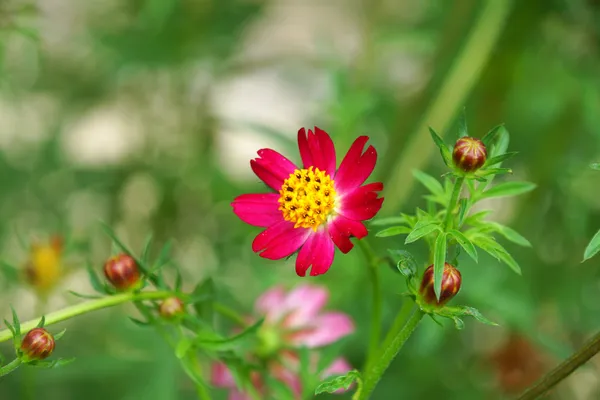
(211, 284), (355, 399)
(232, 127), (384, 276)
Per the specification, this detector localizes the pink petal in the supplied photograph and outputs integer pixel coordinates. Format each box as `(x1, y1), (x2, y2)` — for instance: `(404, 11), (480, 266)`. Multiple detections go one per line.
(291, 312), (355, 347)
(211, 362), (236, 388)
(297, 127), (336, 176)
(337, 182), (384, 221)
(334, 136), (378, 194)
(322, 357), (353, 377)
(251, 148), (298, 191)
(282, 285), (329, 327)
(255, 286), (287, 322)
(229, 392), (252, 400)
(252, 221), (311, 260)
(232, 193), (283, 227)
(295, 230), (335, 277)
(327, 216), (368, 254)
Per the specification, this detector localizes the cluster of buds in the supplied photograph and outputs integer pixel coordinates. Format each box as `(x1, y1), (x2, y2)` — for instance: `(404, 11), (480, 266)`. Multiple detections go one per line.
(418, 263), (462, 307)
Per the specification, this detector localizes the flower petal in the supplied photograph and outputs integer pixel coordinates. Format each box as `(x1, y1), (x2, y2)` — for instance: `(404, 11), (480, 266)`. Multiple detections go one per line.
(322, 357), (353, 377)
(297, 127), (336, 176)
(229, 392), (252, 400)
(211, 362), (236, 388)
(252, 220), (311, 260)
(334, 136), (378, 193)
(295, 230), (335, 276)
(327, 216), (368, 254)
(255, 285), (287, 321)
(232, 193), (283, 227)
(337, 182), (384, 221)
(282, 285), (329, 327)
(291, 312), (355, 347)
(251, 148), (298, 190)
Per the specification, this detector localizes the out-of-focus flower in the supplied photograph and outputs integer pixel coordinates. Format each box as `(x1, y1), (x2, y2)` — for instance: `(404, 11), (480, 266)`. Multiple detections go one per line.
(159, 297), (185, 319)
(20, 328), (55, 361)
(24, 235), (64, 294)
(232, 127), (384, 276)
(211, 284), (354, 399)
(103, 253), (141, 291)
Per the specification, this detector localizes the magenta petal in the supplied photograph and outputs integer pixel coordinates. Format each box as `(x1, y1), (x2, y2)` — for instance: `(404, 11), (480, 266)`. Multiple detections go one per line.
(334, 136), (378, 193)
(295, 230), (335, 276)
(338, 182), (384, 221)
(327, 216), (368, 254)
(211, 362), (235, 388)
(252, 221), (310, 260)
(297, 128), (313, 167)
(251, 148), (298, 190)
(294, 312), (355, 347)
(229, 392), (252, 400)
(298, 127), (336, 176)
(282, 285), (329, 327)
(232, 193), (283, 227)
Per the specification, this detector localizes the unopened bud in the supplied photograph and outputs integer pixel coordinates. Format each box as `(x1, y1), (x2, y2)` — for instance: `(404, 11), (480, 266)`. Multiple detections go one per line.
(419, 263), (462, 307)
(20, 328), (55, 361)
(452, 137), (487, 172)
(103, 254), (141, 291)
(159, 297), (185, 319)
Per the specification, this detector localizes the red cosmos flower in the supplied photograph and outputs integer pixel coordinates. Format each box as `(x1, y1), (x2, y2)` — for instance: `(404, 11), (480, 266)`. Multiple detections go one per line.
(232, 127), (384, 276)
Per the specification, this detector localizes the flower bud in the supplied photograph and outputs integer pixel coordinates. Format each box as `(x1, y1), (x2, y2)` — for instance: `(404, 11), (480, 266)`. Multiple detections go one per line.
(159, 297), (185, 319)
(20, 328), (55, 361)
(419, 263), (462, 307)
(103, 253), (141, 290)
(452, 137), (487, 172)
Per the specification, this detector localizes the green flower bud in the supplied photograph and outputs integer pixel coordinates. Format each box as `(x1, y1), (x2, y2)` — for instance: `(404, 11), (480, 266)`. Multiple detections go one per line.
(20, 328), (55, 361)
(452, 137), (487, 172)
(419, 263), (462, 307)
(103, 254), (141, 291)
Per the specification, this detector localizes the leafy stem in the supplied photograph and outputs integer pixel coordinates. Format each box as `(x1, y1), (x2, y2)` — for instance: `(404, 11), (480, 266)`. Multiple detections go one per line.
(444, 176), (465, 232)
(0, 358), (22, 377)
(0, 291), (176, 343)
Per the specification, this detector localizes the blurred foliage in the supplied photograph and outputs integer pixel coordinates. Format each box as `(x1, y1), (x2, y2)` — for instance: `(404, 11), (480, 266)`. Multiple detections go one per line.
(0, 0), (600, 399)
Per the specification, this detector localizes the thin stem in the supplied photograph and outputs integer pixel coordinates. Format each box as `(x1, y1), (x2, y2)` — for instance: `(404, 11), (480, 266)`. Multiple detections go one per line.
(444, 177), (465, 231)
(517, 330), (600, 400)
(358, 309), (424, 400)
(213, 302), (247, 326)
(0, 291), (175, 343)
(357, 239), (382, 372)
(0, 358), (22, 377)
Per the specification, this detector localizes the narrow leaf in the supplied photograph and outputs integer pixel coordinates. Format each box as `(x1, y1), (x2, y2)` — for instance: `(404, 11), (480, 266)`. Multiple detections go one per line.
(457, 199), (469, 227)
(140, 233), (154, 264)
(370, 216), (406, 226)
(583, 229), (600, 262)
(428, 127), (452, 167)
(458, 306), (499, 326)
(196, 318), (264, 351)
(405, 221), (441, 244)
(36, 316), (45, 328)
(376, 226), (411, 238)
(53, 329), (67, 341)
(11, 306), (20, 337)
(68, 291), (102, 300)
(477, 168), (512, 177)
(481, 181), (536, 199)
(315, 370), (361, 394)
(388, 249), (417, 279)
(128, 317), (151, 328)
(412, 170), (445, 198)
(176, 338), (193, 359)
(86, 261), (107, 294)
(433, 233), (447, 300)
(448, 230), (478, 262)
(489, 223), (532, 247)
(153, 239), (173, 271)
(457, 108), (468, 138)
(473, 236), (521, 274)
(590, 162), (600, 171)
(481, 124), (503, 147)
(484, 152), (518, 167)
(453, 317), (465, 330)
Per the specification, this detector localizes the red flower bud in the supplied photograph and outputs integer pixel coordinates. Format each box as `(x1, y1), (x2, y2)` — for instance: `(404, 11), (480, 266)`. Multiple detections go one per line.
(159, 297), (185, 319)
(452, 137), (487, 172)
(20, 328), (55, 361)
(103, 253), (141, 291)
(419, 263), (462, 307)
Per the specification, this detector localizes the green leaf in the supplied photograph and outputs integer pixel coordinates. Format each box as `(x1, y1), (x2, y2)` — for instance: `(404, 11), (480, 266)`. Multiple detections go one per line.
(457, 108), (468, 138)
(153, 240), (173, 271)
(176, 338), (193, 359)
(140, 234), (154, 264)
(459, 306), (499, 326)
(11, 306), (20, 337)
(376, 226), (411, 238)
(488, 223), (532, 247)
(448, 230), (478, 262)
(196, 318), (264, 351)
(583, 229), (600, 262)
(428, 127), (452, 167)
(489, 128), (510, 158)
(100, 223), (150, 276)
(36, 316), (45, 328)
(266, 375), (297, 400)
(405, 221), (442, 244)
(370, 216), (406, 226)
(453, 317), (464, 330)
(388, 249), (417, 279)
(484, 152), (518, 167)
(128, 317), (151, 327)
(412, 170), (445, 198)
(457, 199), (469, 227)
(175, 270), (183, 291)
(192, 278), (215, 325)
(433, 233), (447, 300)
(591, 162), (600, 171)
(68, 291), (102, 300)
(480, 181), (536, 199)
(53, 329), (67, 341)
(315, 370), (361, 394)
(481, 124), (503, 147)
(86, 261), (107, 294)
(472, 235), (521, 274)
(477, 168), (513, 177)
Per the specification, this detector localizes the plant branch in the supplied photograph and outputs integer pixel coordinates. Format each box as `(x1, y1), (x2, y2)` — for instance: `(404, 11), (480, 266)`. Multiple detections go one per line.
(444, 177), (465, 231)
(517, 330), (600, 400)
(0, 358), (21, 377)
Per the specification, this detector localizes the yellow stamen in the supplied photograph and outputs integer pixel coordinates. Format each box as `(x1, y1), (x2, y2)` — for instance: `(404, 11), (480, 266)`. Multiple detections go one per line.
(278, 167), (336, 231)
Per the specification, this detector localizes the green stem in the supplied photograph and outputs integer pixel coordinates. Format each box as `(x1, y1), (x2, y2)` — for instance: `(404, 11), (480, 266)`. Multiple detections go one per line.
(213, 302), (247, 326)
(0, 291), (175, 343)
(444, 177), (465, 231)
(379, 0), (513, 216)
(357, 240), (382, 372)
(358, 309), (424, 400)
(517, 330), (600, 400)
(0, 358), (22, 377)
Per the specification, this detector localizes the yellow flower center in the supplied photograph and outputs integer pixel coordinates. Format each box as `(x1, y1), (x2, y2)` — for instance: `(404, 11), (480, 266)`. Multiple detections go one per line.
(278, 167), (336, 231)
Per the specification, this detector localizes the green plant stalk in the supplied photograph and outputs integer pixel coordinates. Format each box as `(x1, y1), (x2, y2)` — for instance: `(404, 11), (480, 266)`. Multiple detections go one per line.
(357, 239), (382, 373)
(380, 0), (513, 215)
(444, 177), (465, 231)
(0, 358), (21, 377)
(213, 302), (248, 326)
(0, 291), (175, 343)
(517, 330), (600, 400)
(357, 309), (424, 400)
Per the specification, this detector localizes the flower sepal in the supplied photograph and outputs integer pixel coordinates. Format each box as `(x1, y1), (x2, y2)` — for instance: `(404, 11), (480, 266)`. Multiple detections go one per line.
(430, 305), (499, 330)
(314, 369), (362, 395)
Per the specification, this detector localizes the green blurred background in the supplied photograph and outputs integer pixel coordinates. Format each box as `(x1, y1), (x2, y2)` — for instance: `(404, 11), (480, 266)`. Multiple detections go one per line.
(1, 0), (600, 399)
